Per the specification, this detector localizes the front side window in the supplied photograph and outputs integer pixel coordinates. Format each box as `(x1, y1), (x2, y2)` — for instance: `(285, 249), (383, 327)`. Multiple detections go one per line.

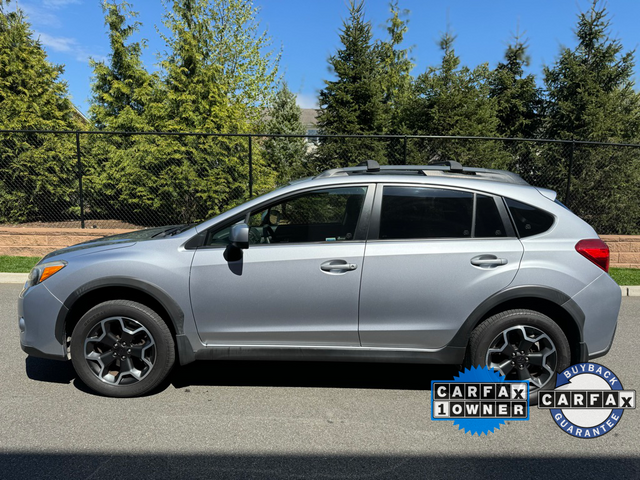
(247, 187), (367, 244)
(380, 187), (474, 239)
(203, 187), (368, 247)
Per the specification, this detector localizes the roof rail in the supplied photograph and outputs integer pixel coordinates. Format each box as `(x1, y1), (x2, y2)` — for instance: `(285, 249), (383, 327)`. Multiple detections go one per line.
(427, 160), (464, 173)
(357, 160), (380, 172)
(314, 161), (529, 185)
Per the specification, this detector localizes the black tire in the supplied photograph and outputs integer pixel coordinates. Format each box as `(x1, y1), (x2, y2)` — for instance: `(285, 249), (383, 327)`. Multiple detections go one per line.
(70, 300), (175, 397)
(468, 309), (571, 405)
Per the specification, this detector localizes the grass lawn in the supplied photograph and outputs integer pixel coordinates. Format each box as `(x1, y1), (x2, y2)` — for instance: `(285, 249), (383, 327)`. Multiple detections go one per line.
(0, 255), (40, 273)
(0, 255), (639, 285)
(609, 267), (640, 286)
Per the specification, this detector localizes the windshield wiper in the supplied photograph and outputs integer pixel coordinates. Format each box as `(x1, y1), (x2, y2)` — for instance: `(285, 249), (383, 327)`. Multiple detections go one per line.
(151, 224), (195, 238)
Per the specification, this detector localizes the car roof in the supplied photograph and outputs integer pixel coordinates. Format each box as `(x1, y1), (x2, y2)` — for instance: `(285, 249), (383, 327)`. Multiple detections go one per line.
(313, 160), (529, 186)
(193, 161), (551, 234)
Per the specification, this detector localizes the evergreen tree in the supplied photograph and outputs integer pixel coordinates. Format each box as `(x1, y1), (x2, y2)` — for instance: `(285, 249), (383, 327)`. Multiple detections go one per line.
(263, 83), (307, 183)
(0, 0), (79, 223)
(543, 1), (640, 233)
(0, 1), (76, 130)
(93, 0), (280, 225)
(315, 0), (386, 170)
(407, 32), (508, 167)
(89, 1), (157, 131)
(487, 35), (543, 189)
(377, 0), (413, 133)
(489, 36), (542, 139)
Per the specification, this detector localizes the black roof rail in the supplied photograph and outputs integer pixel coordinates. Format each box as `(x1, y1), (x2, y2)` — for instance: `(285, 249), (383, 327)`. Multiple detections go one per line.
(427, 160), (464, 173)
(357, 160), (380, 172)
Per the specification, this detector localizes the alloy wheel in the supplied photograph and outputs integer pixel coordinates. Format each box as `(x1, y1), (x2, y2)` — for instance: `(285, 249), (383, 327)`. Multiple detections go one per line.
(83, 316), (156, 386)
(484, 325), (557, 389)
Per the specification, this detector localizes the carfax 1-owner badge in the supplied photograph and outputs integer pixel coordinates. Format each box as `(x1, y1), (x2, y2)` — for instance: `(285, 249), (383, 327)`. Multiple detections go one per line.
(538, 362), (635, 438)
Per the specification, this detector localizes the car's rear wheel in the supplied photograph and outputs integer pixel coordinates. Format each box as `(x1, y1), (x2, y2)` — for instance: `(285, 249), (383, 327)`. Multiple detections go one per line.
(468, 309), (571, 403)
(70, 300), (175, 397)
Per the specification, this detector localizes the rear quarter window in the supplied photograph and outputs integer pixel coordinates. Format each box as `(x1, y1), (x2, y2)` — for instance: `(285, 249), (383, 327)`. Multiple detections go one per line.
(505, 198), (555, 237)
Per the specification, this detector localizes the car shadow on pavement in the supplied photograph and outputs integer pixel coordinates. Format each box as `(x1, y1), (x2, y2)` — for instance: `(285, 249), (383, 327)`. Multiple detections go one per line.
(25, 356), (76, 384)
(170, 360), (461, 391)
(24, 357), (463, 394)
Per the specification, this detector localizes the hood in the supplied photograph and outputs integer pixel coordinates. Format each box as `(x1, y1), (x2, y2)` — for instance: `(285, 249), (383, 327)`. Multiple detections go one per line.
(39, 224), (194, 263)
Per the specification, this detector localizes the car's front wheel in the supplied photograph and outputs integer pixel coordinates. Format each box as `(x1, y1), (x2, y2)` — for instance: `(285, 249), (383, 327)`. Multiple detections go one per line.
(70, 300), (175, 397)
(468, 309), (571, 403)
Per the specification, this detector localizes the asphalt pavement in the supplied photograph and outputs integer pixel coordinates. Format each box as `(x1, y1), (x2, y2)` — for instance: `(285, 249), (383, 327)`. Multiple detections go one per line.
(0, 283), (638, 479)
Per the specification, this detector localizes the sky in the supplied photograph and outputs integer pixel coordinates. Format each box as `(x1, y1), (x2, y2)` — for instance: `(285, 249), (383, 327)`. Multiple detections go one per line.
(13, 0), (640, 116)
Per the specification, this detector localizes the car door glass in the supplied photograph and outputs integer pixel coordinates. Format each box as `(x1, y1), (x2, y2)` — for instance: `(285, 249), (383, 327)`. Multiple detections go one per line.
(204, 219), (243, 247)
(475, 195), (506, 237)
(248, 187), (367, 244)
(380, 186), (473, 239)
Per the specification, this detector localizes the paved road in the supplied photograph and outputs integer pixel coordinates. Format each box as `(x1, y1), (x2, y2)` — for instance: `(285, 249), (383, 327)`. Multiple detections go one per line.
(0, 283), (638, 479)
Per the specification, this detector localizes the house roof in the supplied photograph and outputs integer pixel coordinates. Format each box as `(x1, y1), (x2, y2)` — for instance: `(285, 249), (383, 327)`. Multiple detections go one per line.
(300, 108), (319, 128)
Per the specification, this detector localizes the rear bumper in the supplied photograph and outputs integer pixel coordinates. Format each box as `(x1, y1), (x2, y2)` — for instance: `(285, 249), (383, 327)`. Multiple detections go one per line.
(571, 272), (621, 359)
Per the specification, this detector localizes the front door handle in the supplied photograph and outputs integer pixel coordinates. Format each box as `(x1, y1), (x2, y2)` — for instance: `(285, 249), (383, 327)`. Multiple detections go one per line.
(320, 260), (357, 272)
(470, 255), (508, 267)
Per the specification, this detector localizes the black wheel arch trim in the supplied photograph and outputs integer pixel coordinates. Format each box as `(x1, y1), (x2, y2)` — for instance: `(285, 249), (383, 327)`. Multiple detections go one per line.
(55, 277), (194, 364)
(450, 285), (586, 353)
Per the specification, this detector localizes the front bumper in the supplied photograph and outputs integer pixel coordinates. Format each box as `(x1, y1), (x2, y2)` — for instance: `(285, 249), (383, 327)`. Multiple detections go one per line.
(19, 283), (67, 360)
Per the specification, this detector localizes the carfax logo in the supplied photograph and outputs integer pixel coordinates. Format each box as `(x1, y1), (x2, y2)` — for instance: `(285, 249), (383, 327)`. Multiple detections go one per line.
(431, 365), (529, 436)
(538, 362), (635, 438)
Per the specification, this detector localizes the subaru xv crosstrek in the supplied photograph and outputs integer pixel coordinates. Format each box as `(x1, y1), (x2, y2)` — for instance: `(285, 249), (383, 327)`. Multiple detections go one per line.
(19, 161), (621, 398)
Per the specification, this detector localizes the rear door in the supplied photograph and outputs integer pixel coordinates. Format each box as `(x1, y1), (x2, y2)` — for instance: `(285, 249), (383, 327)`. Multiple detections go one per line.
(358, 184), (523, 349)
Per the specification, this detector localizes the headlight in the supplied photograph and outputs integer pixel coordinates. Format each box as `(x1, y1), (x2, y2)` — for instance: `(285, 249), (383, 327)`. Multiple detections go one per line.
(26, 261), (67, 287)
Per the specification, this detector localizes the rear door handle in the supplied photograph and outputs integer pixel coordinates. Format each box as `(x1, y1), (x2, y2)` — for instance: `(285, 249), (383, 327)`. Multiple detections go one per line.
(470, 255), (508, 267)
(320, 260), (357, 272)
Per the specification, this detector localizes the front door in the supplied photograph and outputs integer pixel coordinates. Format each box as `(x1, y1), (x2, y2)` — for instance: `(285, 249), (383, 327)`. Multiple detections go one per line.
(190, 185), (371, 346)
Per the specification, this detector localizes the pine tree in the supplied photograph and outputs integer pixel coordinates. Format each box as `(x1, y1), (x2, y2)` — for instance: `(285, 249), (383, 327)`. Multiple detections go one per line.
(407, 32), (507, 167)
(93, 0), (281, 225)
(314, 0), (386, 170)
(377, 0), (413, 134)
(487, 35), (543, 189)
(89, 1), (157, 131)
(0, 0), (79, 223)
(543, 1), (640, 233)
(489, 36), (542, 139)
(263, 83), (307, 183)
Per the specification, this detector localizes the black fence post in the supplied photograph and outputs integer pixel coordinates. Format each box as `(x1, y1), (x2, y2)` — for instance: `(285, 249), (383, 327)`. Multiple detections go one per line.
(403, 135), (407, 165)
(76, 132), (85, 229)
(565, 140), (575, 207)
(248, 135), (253, 198)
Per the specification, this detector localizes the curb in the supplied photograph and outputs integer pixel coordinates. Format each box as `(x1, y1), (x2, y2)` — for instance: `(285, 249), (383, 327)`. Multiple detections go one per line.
(0, 273), (28, 284)
(620, 286), (640, 297)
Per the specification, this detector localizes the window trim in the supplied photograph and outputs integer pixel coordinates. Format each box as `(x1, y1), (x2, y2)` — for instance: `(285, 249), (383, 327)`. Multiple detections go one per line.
(189, 183), (375, 249)
(369, 183), (516, 242)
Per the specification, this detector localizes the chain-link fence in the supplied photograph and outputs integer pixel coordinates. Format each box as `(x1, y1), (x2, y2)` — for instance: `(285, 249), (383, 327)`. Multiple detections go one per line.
(1, 129), (639, 234)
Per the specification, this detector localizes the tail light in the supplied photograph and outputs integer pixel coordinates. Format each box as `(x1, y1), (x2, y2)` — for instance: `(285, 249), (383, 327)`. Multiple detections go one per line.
(575, 239), (610, 272)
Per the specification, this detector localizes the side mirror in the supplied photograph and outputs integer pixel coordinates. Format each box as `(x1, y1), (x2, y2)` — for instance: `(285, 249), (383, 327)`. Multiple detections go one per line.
(229, 223), (249, 250)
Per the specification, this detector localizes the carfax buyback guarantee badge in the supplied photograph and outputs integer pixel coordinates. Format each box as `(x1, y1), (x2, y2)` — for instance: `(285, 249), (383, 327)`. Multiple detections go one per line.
(538, 362), (635, 438)
(431, 365), (530, 436)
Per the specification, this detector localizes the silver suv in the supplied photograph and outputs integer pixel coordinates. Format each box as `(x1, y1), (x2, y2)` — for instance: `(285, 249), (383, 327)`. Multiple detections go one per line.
(19, 161), (621, 398)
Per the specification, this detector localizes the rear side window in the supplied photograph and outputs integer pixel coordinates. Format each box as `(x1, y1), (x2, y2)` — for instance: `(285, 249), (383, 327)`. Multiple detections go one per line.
(380, 187), (473, 239)
(505, 198), (555, 237)
(475, 195), (506, 237)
